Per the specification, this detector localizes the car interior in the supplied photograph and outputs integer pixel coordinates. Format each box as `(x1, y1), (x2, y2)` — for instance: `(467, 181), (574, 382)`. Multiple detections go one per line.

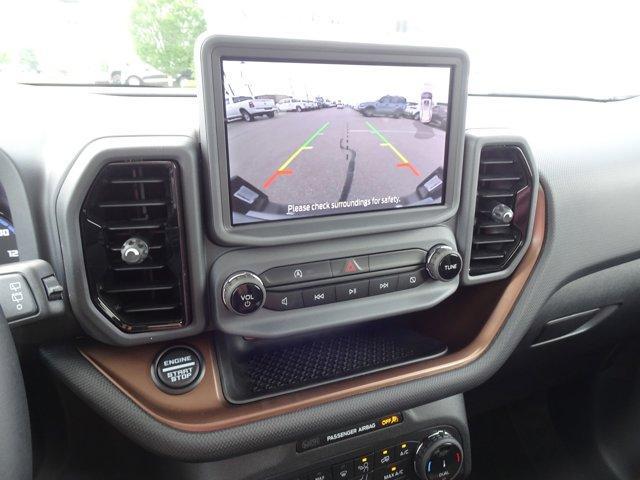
(1, 2), (639, 480)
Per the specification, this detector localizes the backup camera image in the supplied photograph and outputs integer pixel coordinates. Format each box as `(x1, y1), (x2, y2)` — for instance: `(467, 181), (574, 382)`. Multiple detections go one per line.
(222, 60), (452, 225)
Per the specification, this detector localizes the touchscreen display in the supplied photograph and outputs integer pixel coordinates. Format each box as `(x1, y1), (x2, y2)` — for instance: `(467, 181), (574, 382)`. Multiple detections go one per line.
(222, 60), (452, 225)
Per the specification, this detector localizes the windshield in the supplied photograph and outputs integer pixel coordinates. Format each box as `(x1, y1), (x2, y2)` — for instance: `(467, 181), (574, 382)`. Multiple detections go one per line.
(1, 0), (638, 99)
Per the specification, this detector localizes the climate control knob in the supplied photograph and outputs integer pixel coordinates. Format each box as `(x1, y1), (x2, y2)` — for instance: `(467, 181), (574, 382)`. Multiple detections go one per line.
(222, 272), (266, 315)
(414, 430), (464, 480)
(426, 244), (462, 281)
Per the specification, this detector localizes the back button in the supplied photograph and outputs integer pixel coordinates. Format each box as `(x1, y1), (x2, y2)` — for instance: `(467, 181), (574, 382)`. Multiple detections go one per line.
(264, 291), (303, 311)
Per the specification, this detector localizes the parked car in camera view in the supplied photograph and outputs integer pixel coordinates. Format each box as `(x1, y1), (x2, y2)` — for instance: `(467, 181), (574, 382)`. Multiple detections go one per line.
(357, 95), (407, 118)
(225, 96), (276, 122)
(315, 96), (336, 108)
(430, 103), (448, 129)
(277, 98), (313, 112)
(404, 101), (420, 119)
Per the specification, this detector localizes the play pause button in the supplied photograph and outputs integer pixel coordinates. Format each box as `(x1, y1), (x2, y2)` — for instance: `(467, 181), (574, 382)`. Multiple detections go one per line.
(336, 279), (369, 301)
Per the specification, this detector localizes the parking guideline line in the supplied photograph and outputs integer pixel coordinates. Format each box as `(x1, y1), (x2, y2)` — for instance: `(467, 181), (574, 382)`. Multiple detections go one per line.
(365, 121), (410, 164)
(263, 122), (330, 189)
(277, 121), (330, 171)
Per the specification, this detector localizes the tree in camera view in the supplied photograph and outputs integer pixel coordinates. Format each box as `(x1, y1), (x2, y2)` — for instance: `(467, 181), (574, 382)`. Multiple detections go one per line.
(130, 0), (206, 78)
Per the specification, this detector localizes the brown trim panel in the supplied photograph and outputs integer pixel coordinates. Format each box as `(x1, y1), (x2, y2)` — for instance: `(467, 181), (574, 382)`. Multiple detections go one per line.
(79, 189), (546, 432)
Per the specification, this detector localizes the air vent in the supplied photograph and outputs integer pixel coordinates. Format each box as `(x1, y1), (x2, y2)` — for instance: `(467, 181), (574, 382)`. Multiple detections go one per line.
(469, 145), (533, 276)
(80, 161), (190, 332)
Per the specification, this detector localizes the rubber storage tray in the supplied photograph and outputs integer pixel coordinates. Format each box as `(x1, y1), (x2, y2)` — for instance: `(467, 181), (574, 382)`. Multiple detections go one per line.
(216, 325), (448, 404)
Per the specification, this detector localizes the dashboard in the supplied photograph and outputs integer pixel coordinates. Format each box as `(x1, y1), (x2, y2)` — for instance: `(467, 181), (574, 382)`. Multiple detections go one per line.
(1, 35), (640, 480)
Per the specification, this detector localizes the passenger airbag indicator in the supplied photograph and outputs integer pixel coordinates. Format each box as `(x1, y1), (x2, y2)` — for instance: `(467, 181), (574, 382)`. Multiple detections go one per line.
(297, 412), (404, 452)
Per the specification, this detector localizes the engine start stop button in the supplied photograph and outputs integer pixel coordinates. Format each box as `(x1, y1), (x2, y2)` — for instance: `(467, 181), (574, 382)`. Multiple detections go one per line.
(153, 345), (203, 394)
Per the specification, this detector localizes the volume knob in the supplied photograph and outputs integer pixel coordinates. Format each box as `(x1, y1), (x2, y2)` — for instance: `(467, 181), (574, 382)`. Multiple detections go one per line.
(222, 272), (266, 315)
(426, 244), (462, 281)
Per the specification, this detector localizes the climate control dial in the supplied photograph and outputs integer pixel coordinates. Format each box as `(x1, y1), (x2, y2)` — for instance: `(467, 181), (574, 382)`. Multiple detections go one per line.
(222, 271), (266, 315)
(414, 430), (464, 480)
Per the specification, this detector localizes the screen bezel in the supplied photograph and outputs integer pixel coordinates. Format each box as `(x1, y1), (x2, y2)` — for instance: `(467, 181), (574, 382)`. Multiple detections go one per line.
(198, 35), (469, 246)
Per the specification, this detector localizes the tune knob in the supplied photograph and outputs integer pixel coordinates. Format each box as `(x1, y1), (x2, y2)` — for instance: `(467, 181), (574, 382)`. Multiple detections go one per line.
(414, 430), (464, 480)
(426, 244), (462, 281)
(222, 271), (266, 315)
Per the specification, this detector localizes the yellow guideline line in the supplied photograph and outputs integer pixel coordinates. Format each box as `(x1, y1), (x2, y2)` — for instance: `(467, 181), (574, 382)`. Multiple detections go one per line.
(366, 121), (409, 164)
(278, 122), (329, 171)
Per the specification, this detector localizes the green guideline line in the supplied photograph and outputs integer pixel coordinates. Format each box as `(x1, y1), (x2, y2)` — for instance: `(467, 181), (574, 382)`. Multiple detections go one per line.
(365, 120), (390, 143)
(278, 121), (330, 171)
(365, 120), (410, 165)
(303, 121), (330, 147)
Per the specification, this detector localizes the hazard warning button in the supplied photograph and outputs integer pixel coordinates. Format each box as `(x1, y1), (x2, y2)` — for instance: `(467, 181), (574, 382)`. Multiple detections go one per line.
(330, 256), (370, 277)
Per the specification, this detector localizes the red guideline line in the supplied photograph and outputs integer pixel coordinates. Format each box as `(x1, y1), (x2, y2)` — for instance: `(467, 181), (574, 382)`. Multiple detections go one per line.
(263, 168), (292, 189)
(396, 162), (421, 177)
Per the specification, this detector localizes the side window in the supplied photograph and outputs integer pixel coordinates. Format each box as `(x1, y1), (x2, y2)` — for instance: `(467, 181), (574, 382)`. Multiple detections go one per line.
(379, 96), (390, 104)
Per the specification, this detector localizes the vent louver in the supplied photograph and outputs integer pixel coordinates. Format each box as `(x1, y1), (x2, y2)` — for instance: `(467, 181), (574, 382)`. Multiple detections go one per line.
(80, 161), (190, 332)
(470, 145), (533, 276)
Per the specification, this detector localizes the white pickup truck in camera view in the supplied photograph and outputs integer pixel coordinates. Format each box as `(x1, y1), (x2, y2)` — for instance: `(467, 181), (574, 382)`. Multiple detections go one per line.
(225, 96), (277, 122)
(277, 98), (315, 112)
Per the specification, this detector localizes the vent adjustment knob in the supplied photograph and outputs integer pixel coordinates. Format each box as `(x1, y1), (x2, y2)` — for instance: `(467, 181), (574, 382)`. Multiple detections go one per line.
(490, 202), (514, 224)
(121, 237), (149, 265)
(426, 244), (462, 281)
(222, 272), (265, 315)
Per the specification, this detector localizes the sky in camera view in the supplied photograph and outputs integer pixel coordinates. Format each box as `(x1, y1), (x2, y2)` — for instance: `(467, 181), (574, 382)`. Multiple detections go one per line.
(223, 61), (451, 107)
(0, 0), (638, 98)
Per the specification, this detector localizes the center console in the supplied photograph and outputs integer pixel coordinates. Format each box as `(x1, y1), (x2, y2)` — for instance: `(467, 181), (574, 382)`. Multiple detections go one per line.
(46, 33), (541, 479)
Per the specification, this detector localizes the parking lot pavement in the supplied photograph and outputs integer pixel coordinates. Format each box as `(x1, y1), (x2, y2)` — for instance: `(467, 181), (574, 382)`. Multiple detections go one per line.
(226, 107), (446, 209)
